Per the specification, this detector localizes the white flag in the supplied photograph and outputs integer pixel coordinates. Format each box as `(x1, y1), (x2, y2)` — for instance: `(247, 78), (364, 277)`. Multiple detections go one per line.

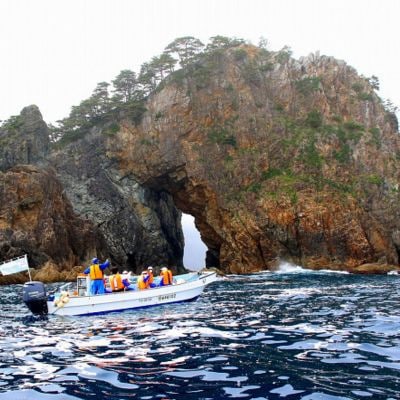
(0, 255), (29, 275)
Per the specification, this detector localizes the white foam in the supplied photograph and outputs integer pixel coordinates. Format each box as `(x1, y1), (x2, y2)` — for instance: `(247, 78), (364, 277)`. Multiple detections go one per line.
(276, 261), (350, 274)
(319, 269), (350, 274)
(276, 261), (308, 274)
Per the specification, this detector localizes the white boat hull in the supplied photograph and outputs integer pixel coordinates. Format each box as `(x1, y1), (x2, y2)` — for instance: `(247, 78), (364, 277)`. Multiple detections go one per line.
(47, 272), (217, 316)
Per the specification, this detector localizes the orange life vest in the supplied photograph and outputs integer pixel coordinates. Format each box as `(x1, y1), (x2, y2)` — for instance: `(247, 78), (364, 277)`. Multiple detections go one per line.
(110, 273), (124, 291)
(160, 269), (173, 285)
(89, 264), (103, 280)
(137, 275), (150, 290)
(148, 271), (154, 284)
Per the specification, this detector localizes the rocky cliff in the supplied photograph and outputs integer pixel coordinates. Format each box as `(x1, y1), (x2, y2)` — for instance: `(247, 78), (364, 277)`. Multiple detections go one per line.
(110, 45), (400, 273)
(1, 42), (400, 279)
(51, 128), (184, 271)
(0, 165), (104, 283)
(0, 109), (184, 283)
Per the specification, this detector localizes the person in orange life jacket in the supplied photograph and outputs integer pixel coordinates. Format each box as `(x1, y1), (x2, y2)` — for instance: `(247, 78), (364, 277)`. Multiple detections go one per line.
(109, 268), (125, 292)
(137, 270), (150, 290)
(147, 266), (156, 288)
(159, 267), (173, 286)
(83, 258), (110, 295)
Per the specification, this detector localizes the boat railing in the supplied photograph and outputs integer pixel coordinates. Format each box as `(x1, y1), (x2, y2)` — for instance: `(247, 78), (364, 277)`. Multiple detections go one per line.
(59, 282), (73, 291)
(67, 271), (216, 297)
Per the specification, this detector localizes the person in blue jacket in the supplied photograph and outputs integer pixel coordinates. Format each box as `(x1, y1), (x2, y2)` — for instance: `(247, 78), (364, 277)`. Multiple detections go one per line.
(83, 258), (110, 295)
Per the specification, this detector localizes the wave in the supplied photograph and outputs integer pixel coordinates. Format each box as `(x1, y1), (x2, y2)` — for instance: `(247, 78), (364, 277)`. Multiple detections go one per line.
(276, 261), (349, 275)
(226, 262), (351, 278)
(318, 269), (350, 275)
(387, 270), (399, 275)
(275, 261), (309, 274)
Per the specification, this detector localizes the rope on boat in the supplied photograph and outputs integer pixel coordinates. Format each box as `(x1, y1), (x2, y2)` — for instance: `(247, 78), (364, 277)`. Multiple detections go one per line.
(54, 291), (70, 309)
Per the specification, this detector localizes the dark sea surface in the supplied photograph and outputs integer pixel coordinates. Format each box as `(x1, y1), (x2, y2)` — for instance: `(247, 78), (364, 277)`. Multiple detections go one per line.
(0, 265), (399, 400)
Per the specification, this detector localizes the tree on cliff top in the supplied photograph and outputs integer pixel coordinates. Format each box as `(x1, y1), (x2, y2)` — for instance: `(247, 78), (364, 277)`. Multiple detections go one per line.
(164, 36), (204, 67)
(138, 53), (177, 95)
(112, 70), (140, 103)
(205, 35), (245, 52)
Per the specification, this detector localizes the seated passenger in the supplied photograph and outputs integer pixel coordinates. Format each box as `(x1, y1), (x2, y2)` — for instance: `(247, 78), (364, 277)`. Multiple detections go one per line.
(147, 266), (156, 288)
(137, 271), (150, 290)
(122, 270), (135, 290)
(122, 270), (132, 282)
(109, 268), (125, 292)
(159, 267), (173, 286)
(103, 275), (112, 293)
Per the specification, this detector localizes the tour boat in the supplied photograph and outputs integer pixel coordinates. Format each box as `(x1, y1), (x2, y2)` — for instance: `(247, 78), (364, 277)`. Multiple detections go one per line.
(22, 271), (218, 316)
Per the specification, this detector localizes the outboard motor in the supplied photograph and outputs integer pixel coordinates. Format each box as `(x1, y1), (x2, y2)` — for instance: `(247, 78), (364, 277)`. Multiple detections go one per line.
(23, 281), (48, 315)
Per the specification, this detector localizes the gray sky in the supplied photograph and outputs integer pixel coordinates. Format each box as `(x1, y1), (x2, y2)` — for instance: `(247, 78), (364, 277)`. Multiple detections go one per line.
(182, 214), (207, 270)
(1, 0), (399, 268)
(1, 0), (399, 123)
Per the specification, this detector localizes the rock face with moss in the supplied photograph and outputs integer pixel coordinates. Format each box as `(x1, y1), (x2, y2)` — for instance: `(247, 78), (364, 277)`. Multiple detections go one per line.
(110, 45), (400, 273)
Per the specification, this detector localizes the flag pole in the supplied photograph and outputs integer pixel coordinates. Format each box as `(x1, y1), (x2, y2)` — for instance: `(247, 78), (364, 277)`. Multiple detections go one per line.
(25, 255), (32, 282)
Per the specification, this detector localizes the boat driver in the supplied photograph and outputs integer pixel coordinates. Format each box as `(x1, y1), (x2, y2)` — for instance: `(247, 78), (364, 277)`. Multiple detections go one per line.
(83, 258), (110, 295)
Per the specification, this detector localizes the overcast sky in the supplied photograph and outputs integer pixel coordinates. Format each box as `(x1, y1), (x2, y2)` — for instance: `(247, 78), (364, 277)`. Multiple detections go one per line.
(1, 0), (399, 123)
(1, 0), (399, 268)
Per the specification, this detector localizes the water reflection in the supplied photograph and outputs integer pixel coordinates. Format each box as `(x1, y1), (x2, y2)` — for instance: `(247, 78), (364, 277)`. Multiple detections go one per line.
(0, 271), (399, 399)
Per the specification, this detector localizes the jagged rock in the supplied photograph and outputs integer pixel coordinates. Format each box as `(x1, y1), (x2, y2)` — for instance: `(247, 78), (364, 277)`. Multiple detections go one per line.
(0, 105), (185, 278)
(0, 165), (105, 283)
(50, 128), (185, 275)
(0, 105), (49, 171)
(32, 262), (88, 283)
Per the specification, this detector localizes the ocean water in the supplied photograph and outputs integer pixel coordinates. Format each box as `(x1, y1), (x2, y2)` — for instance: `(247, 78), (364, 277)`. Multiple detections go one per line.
(0, 265), (399, 399)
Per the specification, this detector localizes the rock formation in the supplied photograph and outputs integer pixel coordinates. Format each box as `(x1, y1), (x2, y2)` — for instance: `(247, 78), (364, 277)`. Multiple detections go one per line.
(1, 42), (400, 279)
(0, 108), (185, 283)
(0, 105), (49, 171)
(0, 165), (104, 283)
(51, 128), (184, 271)
(109, 45), (400, 273)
